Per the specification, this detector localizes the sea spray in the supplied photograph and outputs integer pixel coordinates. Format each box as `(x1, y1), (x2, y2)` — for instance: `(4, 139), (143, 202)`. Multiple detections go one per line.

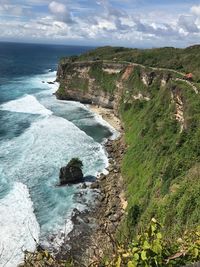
(0, 43), (116, 267)
(0, 95), (53, 116)
(0, 182), (40, 267)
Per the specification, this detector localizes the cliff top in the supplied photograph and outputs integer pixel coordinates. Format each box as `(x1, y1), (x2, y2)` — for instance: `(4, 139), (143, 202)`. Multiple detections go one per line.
(60, 45), (200, 81)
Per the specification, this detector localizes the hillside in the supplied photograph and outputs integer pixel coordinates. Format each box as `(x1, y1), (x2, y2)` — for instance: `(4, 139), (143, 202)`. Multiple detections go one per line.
(55, 46), (200, 265)
(67, 45), (200, 81)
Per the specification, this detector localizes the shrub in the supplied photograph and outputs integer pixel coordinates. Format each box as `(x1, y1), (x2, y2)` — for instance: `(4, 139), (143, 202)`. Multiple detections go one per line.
(22, 249), (74, 267)
(109, 219), (200, 267)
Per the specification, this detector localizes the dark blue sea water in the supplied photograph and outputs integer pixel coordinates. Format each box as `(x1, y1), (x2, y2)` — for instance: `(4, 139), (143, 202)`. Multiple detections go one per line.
(0, 42), (91, 103)
(0, 42), (115, 266)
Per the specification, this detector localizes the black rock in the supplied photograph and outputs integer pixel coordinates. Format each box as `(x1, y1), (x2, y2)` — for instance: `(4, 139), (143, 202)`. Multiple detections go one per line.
(59, 158), (84, 185)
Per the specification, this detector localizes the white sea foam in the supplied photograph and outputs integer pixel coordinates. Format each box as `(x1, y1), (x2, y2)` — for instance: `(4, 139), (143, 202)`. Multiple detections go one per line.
(94, 113), (120, 140)
(0, 95), (52, 116)
(0, 114), (108, 184)
(18, 70), (57, 89)
(0, 68), (118, 259)
(0, 114), (109, 252)
(0, 182), (40, 267)
(40, 216), (74, 251)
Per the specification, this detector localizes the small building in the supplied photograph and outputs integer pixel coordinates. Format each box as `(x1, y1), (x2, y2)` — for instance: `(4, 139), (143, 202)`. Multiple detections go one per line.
(185, 73), (193, 81)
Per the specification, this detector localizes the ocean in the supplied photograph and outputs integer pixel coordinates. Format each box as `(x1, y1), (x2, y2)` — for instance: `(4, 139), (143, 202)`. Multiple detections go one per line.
(0, 42), (115, 266)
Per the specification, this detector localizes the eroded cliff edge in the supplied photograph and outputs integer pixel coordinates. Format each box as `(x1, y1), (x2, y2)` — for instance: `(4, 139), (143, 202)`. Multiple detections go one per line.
(56, 50), (200, 242)
(56, 60), (175, 117)
(56, 61), (123, 111)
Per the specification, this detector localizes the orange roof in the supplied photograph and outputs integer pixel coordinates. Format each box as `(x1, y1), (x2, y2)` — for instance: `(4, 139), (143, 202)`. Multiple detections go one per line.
(185, 73), (193, 78)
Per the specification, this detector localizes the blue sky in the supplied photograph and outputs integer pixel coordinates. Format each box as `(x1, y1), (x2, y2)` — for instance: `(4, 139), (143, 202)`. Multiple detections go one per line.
(0, 0), (200, 47)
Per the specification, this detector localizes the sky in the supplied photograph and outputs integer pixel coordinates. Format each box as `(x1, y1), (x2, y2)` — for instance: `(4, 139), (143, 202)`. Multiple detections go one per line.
(0, 0), (200, 48)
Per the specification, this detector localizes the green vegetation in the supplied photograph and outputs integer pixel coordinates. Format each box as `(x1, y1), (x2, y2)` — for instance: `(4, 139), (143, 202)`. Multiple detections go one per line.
(108, 218), (200, 267)
(120, 76), (200, 237)
(57, 83), (66, 98)
(67, 45), (200, 80)
(124, 66), (150, 95)
(22, 219), (200, 267)
(68, 76), (89, 91)
(89, 61), (119, 93)
(22, 249), (73, 267)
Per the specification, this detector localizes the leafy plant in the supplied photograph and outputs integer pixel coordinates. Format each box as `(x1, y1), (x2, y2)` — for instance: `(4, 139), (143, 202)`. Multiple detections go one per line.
(22, 249), (74, 267)
(110, 219), (200, 267)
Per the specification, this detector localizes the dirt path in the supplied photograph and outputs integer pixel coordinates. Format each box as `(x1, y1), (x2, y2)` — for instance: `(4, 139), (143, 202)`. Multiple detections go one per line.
(175, 78), (198, 94)
(74, 59), (184, 77)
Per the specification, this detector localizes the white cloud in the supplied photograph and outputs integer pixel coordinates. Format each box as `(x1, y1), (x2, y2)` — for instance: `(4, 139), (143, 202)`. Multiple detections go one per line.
(1, 0), (200, 47)
(0, 3), (24, 16)
(178, 15), (199, 33)
(191, 5), (200, 16)
(49, 1), (67, 15)
(48, 1), (74, 24)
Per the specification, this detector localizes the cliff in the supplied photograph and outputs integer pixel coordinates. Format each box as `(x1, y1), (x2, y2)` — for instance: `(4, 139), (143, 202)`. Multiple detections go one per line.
(56, 47), (200, 265)
(56, 60), (177, 115)
(56, 61), (125, 110)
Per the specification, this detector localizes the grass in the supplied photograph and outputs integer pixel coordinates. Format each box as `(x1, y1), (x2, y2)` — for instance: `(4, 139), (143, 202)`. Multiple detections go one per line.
(89, 61), (119, 93)
(68, 76), (89, 91)
(64, 45), (200, 81)
(120, 75), (200, 238)
(56, 83), (66, 98)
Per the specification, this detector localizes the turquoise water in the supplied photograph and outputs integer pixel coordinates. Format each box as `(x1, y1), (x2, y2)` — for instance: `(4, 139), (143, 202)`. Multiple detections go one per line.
(0, 43), (114, 266)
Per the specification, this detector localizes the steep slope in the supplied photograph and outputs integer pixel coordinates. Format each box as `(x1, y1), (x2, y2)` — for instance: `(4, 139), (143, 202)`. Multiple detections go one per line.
(56, 47), (200, 239)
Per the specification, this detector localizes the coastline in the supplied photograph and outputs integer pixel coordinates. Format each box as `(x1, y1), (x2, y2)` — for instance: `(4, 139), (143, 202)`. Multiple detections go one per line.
(88, 104), (122, 132)
(21, 84), (126, 265)
(57, 106), (127, 266)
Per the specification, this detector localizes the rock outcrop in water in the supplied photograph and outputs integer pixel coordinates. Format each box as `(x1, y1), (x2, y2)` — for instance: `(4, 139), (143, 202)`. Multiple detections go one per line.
(59, 158), (84, 185)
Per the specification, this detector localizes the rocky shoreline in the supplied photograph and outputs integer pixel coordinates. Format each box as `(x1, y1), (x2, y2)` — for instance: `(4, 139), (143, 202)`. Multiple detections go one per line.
(22, 111), (126, 267)
(56, 131), (126, 266)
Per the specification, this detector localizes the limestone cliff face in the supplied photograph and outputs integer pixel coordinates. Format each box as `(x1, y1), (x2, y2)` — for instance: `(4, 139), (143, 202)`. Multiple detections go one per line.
(56, 61), (125, 111)
(56, 60), (173, 115)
